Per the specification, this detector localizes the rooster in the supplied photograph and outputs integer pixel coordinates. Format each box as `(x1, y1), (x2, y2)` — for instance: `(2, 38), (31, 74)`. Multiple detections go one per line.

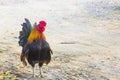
(18, 18), (53, 77)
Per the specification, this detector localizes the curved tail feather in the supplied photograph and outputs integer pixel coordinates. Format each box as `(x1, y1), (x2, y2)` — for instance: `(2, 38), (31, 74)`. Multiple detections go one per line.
(18, 18), (33, 47)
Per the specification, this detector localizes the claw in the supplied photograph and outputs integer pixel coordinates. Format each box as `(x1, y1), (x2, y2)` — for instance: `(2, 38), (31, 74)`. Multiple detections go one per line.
(39, 74), (43, 78)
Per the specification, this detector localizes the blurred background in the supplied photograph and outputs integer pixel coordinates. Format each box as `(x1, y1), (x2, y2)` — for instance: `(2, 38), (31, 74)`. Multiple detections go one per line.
(0, 0), (120, 80)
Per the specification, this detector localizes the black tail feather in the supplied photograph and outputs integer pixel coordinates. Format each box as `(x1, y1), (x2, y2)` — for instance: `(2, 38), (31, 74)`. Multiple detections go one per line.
(18, 18), (33, 47)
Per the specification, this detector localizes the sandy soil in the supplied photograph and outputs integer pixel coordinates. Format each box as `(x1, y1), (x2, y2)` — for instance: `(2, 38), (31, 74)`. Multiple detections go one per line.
(0, 0), (120, 80)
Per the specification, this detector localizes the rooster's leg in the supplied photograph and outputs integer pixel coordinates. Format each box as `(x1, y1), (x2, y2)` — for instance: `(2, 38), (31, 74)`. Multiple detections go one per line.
(32, 67), (35, 77)
(39, 67), (43, 77)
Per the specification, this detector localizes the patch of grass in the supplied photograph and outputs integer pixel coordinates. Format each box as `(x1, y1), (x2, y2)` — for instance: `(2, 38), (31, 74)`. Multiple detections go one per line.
(0, 48), (3, 53)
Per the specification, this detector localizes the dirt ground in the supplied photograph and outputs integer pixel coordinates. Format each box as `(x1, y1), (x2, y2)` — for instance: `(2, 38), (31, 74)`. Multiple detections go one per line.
(0, 0), (120, 80)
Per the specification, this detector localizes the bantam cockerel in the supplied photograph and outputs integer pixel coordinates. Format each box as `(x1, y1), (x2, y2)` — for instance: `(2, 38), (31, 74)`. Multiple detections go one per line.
(18, 18), (53, 77)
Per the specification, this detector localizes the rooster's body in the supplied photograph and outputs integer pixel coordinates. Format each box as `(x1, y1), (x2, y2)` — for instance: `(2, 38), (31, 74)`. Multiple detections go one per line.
(19, 18), (53, 77)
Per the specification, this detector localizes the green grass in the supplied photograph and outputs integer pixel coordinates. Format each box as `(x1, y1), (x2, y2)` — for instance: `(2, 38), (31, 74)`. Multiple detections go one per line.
(0, 48), (3, 52)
